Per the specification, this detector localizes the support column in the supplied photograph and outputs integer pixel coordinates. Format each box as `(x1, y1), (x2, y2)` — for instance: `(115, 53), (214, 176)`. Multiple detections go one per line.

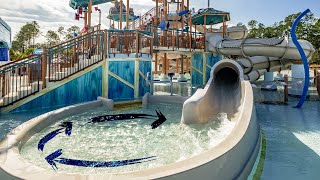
(263, 72), (276, 90)
(289, 64), (305, 96)
(120, 0), (123, 29)
(126, 0), (129, 29)
(88, 0), (92, 28)
(160, 53), (169, 81)
(178, 55), (187, 82)
(155, 0), (159, 26)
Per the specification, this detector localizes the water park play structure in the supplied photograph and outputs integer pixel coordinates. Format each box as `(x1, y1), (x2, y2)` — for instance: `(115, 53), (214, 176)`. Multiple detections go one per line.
(0, 0), (316, 179)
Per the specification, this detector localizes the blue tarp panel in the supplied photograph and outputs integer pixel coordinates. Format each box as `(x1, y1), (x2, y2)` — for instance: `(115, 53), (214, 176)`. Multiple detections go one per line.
(178, 10), (189, 16)
(0, 48), (9, 61)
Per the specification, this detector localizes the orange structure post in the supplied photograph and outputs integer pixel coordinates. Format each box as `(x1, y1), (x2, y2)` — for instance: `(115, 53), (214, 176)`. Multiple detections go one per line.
(88, 0), (93, 28)
(120, 0), (123, 29)
(180, 55), (184, 75)
(41, 48), (47, 89)
(126, 0), (129, 29)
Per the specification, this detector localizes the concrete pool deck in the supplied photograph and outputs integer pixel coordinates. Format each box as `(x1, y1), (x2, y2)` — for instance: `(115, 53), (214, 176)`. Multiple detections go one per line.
(257, 101), (320, 179)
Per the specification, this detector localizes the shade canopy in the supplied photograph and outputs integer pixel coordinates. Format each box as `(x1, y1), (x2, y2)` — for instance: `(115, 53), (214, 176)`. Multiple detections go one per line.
(69, 0), (114, 9)
(192, 8), (230, 25)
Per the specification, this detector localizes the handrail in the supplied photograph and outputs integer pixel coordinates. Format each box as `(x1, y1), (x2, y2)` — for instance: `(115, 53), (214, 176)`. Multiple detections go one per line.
(0, 55), (43, 107)
(0, 54), (40, 69)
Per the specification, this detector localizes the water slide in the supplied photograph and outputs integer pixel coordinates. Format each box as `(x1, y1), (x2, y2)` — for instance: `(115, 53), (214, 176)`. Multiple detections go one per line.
(206, 34), (315, 81)
(181, 34), (314, 124)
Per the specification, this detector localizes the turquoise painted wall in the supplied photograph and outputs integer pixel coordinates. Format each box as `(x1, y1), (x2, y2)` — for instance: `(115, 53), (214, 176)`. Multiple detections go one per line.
(107, 57), (152, 101)
(13, 66), (102, 112)
(191, 53), (204, 87)
(191, 53), (221, 87)
(139, 61), (152, 97)
(108, 61), (135, 100)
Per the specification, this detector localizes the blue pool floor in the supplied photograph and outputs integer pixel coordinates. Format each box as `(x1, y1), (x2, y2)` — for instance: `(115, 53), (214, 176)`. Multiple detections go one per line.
(0, 91), (320, 179)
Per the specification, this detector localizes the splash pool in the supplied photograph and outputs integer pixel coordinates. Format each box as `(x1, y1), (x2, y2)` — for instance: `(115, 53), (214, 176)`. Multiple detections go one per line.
(20, 103), (235, 174)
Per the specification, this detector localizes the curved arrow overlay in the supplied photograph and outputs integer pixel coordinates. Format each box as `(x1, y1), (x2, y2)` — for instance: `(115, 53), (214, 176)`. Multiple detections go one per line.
(38, 122), (73, 152)
(45, 149), (157, 171)
(89, 110), (167, 129)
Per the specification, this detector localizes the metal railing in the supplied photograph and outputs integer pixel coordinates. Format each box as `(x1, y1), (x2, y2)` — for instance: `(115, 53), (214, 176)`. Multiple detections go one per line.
(108, 30), (153, 56)
(128, 4), (164, 30)
(154, 29), (205, 50)
(47, 30), (105, 82)
(0, 55), (43, 107)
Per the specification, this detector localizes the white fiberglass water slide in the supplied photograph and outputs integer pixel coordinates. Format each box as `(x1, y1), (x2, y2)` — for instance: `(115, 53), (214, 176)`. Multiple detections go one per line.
(206, 34), (315, 81)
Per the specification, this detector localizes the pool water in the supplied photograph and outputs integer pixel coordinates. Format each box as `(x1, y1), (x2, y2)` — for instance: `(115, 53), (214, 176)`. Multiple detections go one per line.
(20, 103), (235, 174)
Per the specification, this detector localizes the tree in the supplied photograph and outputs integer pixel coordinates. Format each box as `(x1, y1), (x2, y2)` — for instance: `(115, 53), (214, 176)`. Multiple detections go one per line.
(247, 12), (320, 64)
(65, 26), (80, 40)
(46, 30), (60, 47)
(57, 26), (66, 42)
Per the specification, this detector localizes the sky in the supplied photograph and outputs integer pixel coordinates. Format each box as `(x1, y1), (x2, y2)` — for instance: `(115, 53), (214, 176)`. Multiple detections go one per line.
(0, 0), (319, 43)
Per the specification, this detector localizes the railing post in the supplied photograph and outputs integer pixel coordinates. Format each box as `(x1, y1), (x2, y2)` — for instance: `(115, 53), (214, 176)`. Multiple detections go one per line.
(284, 74), (289, 103)
(42, 48), (47, 89)
(104, 30), (108, 58)
(136, 30), (139, 58)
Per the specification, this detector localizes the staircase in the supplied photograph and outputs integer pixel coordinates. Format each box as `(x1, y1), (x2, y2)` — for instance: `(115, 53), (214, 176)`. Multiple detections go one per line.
(0, 29), (106, 108)
(128, 4), (164, 30)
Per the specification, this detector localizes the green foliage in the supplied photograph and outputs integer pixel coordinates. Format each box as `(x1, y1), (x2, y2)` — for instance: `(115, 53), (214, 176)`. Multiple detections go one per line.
(65, 26), (81, 40)
(247, 12), (320, 64)
(46, 30), (60, 46)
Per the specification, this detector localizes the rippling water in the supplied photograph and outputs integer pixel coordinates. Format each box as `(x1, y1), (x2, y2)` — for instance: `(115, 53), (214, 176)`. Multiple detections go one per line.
(20, 103), (235, 174)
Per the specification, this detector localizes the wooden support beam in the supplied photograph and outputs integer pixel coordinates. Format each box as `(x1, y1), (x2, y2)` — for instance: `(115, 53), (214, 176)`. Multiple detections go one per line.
(126, 0), (129, 29)
(186, 57), (189, 73)
(176, 58), (179, 73)
(181, 55), (184, 74)
(155, 0), (159, 26)
(120, 0), (123, 29)
(88, 0), (92, 28)
(164, 53), (168, 75)
(84, 10), (88, 29)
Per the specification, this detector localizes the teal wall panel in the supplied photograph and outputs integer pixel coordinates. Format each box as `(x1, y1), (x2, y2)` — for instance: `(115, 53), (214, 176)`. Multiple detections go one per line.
(108, 75), (134, 100)
(108, 60), (135, 100)
(192, 53), (204, 87)
(109, 61), (135, 85)
(139, 61), (152, 97)
(13, 66), (102, 112)
(206, 53), (221, 82)
(192, 53), (221, 87)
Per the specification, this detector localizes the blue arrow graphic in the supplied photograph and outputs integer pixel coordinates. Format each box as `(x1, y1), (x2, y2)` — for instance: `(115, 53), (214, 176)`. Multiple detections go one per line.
(38, 122), (73, 152)
(45, 149), (157, 171)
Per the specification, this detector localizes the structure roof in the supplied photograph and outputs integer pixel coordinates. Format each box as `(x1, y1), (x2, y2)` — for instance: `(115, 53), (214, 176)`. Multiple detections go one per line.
(69, 0), (115, 9)
(192, 8), (230, 25)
